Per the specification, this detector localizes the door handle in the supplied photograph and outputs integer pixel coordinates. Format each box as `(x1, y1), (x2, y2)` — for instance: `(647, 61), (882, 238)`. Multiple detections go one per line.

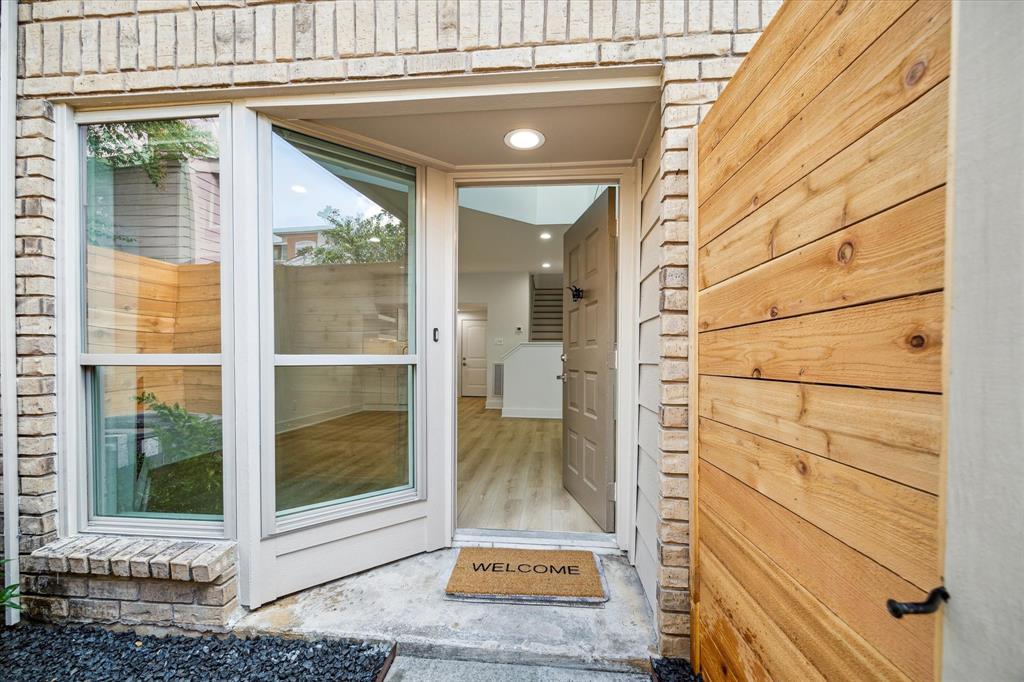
(887, 586), (949, 619)
(556, 374), (566, 382)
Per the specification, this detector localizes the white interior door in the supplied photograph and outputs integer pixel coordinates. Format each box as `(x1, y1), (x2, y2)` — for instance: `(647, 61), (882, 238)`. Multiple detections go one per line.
(245, 119), (447, 606)
(460, 319), (487, 396)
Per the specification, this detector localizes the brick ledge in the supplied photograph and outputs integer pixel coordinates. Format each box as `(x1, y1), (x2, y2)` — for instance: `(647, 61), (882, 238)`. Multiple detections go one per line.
(30, 535), (236, 582)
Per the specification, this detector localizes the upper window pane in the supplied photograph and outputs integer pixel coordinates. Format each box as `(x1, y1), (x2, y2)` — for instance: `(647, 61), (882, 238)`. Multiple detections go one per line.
(83, 117), (221, 354)
(271, 128), (416, 355)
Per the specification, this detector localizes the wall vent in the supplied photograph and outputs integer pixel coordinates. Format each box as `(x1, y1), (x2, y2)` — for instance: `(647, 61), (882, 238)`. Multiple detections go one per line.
(493, 363), (504, 396)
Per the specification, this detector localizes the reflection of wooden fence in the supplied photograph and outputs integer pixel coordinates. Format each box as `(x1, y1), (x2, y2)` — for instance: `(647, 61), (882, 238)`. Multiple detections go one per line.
(273, 262), (408, 355)
(86, 245), (221, 415)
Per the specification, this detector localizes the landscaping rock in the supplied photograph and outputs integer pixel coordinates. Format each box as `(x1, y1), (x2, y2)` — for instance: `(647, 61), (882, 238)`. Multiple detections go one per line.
(0, 624), (393, 681)
(651, 657), (699, 682)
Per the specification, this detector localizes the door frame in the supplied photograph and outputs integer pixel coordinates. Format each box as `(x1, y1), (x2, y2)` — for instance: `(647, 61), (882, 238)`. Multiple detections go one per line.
(439, 166), (640, 556)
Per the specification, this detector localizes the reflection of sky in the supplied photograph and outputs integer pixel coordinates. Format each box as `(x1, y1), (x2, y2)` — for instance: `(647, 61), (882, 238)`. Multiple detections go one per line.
(272, 133), (383, 230)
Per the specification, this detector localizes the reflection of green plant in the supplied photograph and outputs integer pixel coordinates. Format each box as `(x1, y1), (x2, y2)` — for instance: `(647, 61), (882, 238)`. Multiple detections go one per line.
(86, 225), (136, 247)
(299, 209), (406, 264)
(87, 120), (217, 187)
(0, 559), (19, 612)
(135, 392), (221, 463)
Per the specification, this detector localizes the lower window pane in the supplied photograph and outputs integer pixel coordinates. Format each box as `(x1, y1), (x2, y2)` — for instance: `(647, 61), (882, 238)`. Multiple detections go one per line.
(89, 366), (223, 520)
(275, 365), (413, 515)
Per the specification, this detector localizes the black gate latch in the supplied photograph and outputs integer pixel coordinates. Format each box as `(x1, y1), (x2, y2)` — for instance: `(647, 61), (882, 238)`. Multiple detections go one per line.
(887, 586), (949, 619)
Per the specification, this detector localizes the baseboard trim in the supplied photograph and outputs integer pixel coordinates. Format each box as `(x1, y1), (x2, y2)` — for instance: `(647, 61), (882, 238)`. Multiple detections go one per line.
(500, 407), (561, 419)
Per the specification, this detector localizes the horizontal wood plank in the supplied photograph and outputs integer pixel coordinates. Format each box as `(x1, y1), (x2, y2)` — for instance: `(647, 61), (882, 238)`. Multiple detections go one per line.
(700, 545), (823, 681)
(699, 0), (915, 203)
(698, 79), (948, 289)
(699, 375), (941, 493)
(698, 0), (836, 161)
(699, 0), (951, 246)
(701, 462), (934, 680)
(699, 417), (939, 590)
(699, 293), (943, 393)
(698, 186), (945, 331)
(701, 507), (913, 681)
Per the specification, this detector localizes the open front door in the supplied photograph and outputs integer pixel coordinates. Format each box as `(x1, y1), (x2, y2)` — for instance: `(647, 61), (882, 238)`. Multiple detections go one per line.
(562, 188), (617, 532)
(246, 120), (446, 605)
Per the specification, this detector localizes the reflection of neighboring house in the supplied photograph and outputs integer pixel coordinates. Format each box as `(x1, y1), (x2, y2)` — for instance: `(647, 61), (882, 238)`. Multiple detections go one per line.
(272, 225), (331, 262)
(98, 158), (220, 264)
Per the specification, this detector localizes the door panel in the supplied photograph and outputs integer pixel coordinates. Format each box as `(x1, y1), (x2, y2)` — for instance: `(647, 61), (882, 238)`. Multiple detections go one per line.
(460, 319), (487, 397)
(562, 188), (617, 532)
(250, 121), (444, 605)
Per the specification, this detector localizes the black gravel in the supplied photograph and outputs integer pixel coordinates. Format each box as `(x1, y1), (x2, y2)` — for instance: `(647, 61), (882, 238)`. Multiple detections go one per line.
(0, 624), (394, 682)
(651, 657), (700, 682)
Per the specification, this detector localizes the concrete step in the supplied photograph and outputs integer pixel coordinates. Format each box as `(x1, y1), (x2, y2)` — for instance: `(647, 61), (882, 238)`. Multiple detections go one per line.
(385, 656), (651, 681)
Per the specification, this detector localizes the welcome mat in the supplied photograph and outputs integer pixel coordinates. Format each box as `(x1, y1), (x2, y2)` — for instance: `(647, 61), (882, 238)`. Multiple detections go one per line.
(444, 547), (608, 606)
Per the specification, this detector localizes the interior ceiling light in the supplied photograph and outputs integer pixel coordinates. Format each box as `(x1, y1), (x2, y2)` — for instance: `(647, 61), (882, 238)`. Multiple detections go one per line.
(541, 262), (551, 269)
(504, 128), (545, 151)
(290, 184), (307, 194)
(539, 232), (552, 240)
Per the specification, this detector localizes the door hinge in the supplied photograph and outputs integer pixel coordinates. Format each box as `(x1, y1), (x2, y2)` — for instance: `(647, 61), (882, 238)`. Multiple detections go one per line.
(608, 482), (617, 501)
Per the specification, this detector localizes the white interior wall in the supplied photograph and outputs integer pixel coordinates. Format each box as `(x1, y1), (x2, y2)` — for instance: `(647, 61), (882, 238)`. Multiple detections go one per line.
(457, 271), (531, 408)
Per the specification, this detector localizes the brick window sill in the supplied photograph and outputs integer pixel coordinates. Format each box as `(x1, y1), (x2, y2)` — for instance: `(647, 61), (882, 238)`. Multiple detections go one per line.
(28, 535), (236, 582)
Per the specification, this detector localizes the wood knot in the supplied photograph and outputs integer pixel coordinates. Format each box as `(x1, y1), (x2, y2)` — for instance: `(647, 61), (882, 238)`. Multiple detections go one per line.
(796, 460), (809, 476)
(769, 305), (779, 318)
(751, 193), (760, 208)
(835, 0), (849, 14)
(908, 333), (927, 349)
(905, 60), (927, 87)
(837, 241), (855, 264)
(751, 368), (762, 379)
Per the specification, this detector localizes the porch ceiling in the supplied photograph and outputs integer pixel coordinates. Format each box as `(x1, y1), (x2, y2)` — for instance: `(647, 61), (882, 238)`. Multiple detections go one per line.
(314, 100), (656, 167)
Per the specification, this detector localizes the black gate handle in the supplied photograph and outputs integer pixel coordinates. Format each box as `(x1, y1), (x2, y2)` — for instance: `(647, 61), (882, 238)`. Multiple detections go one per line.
(887, 587), (949, 619)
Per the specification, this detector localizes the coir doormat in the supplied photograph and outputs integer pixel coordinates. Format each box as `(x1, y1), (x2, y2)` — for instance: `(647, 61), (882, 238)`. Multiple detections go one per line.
(444, 547), (608, 606)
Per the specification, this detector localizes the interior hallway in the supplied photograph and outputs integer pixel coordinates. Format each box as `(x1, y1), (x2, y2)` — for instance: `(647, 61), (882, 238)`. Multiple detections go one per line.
(456, 397), (601, 533)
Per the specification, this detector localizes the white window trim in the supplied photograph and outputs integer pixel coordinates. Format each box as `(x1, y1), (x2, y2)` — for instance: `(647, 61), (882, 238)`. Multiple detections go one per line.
(57, 103), (235, 540)
(253, 115), (428, 537)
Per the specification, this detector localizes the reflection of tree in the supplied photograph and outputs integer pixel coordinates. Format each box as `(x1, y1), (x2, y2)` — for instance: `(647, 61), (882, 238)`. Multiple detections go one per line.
(86, 119), (217, 188)
(299, 207), (407, 264)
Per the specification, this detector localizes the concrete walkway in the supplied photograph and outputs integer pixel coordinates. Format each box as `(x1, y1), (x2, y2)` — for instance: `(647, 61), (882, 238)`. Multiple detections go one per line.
(235, 548), (657, 672)
(385, 656), (652, 681)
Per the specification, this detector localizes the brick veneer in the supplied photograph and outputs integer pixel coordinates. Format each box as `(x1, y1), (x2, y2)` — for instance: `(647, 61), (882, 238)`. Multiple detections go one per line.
(23, 536), (238, 631)
(9, 0), (781, 655)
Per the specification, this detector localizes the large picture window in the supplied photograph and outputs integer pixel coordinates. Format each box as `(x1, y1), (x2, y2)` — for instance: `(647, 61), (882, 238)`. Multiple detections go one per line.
(80, 114), (226, 522)
(268, 127), (417, 519)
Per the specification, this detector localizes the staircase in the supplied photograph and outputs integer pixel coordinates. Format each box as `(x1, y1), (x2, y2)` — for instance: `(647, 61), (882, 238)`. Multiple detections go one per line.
(530, 287), (564, 341)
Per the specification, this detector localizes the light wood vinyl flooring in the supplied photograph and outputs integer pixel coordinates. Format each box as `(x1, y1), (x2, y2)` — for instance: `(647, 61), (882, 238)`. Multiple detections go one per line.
(456, 397), (601, 533)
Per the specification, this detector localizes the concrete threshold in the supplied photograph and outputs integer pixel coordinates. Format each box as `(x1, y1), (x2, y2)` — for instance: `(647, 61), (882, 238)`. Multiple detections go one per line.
(233, 548), (657, 673)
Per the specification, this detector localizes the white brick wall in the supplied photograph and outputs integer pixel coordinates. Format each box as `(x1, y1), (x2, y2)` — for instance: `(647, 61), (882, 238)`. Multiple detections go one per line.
(11, 0), (783, 656)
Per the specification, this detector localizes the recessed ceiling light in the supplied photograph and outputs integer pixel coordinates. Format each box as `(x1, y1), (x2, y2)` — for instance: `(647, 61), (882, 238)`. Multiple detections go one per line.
(368, 236), (381, 243)
(539, 232), (552, 240)
(290, 184), (307, 194)
(504, 128), (545, 151)
(541, 262), (551, 269)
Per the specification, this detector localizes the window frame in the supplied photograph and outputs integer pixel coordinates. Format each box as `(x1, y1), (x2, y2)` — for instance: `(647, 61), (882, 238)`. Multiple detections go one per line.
(255, 116), (428, 537)
(58, 104), (235, 540)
